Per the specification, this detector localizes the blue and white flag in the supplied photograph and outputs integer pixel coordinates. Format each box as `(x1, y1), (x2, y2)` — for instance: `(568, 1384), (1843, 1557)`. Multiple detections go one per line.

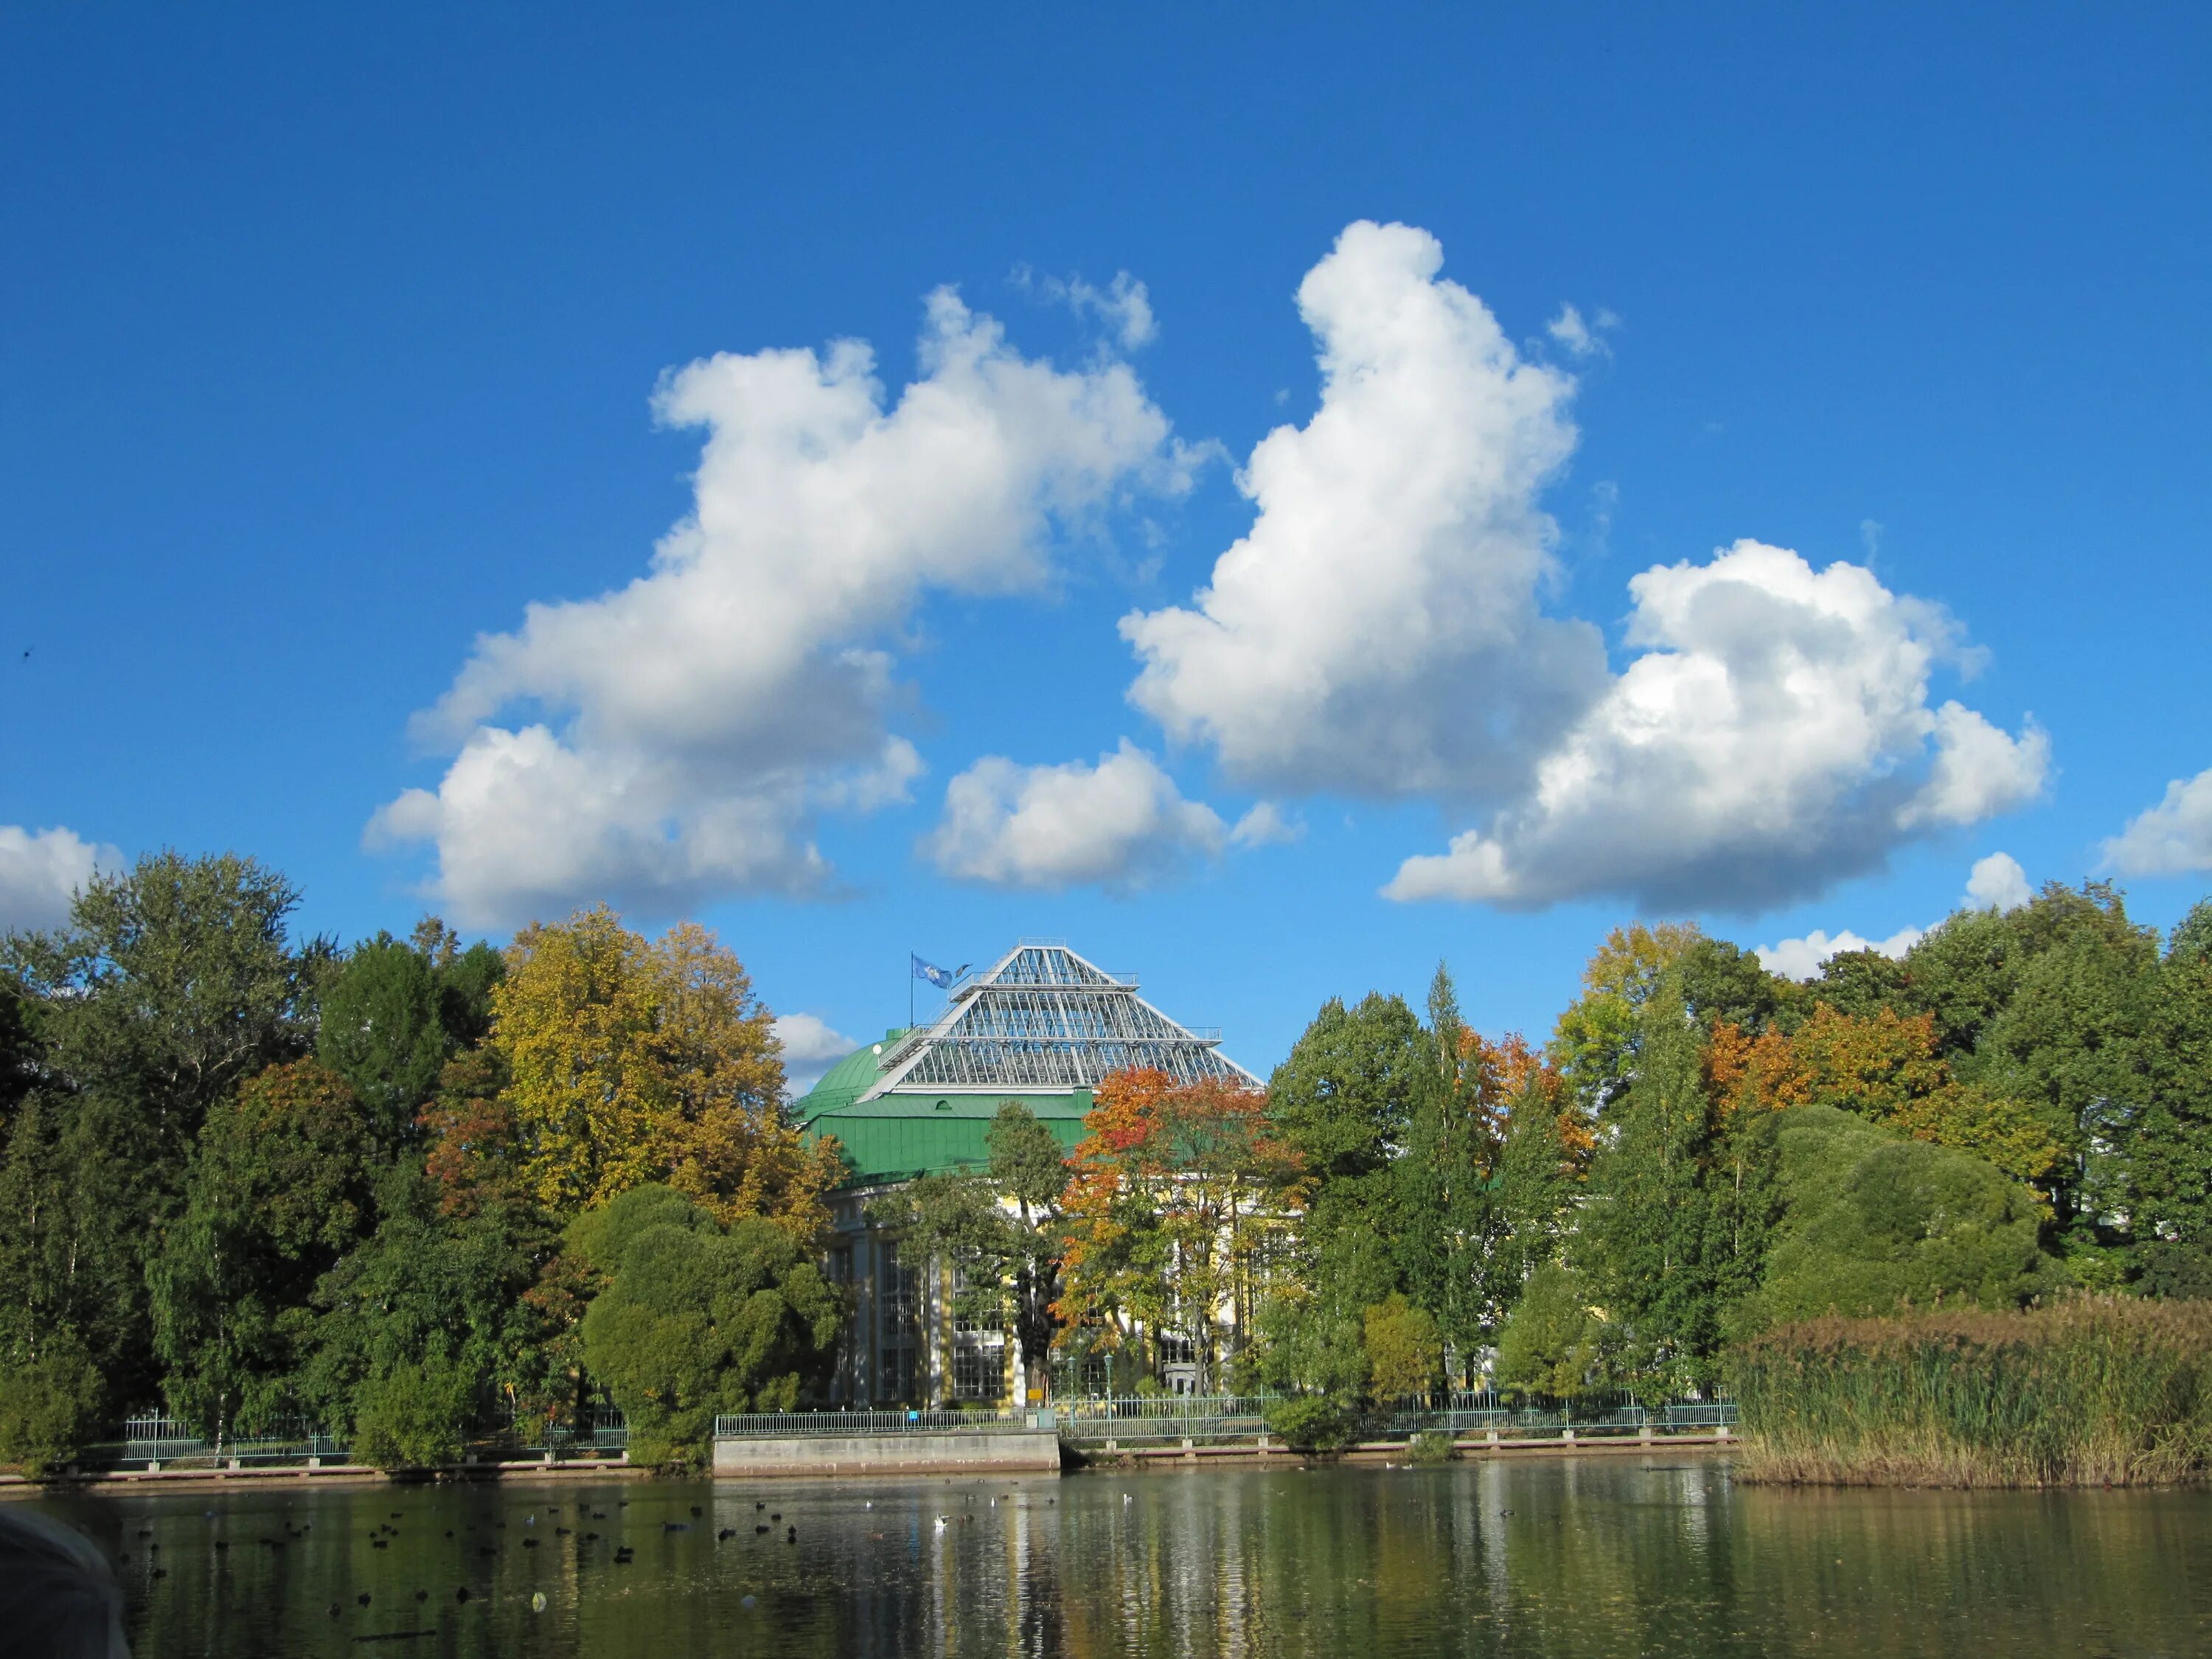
(911, 953), (967, 990)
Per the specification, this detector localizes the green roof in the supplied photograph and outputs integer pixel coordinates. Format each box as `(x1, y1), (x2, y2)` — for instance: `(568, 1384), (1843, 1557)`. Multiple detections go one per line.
(793, 1028), (1093, 1186)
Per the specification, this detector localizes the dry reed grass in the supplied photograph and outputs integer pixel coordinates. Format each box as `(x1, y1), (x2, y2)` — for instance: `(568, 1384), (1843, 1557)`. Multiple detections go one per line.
(1733, 1297), (2212, 1487)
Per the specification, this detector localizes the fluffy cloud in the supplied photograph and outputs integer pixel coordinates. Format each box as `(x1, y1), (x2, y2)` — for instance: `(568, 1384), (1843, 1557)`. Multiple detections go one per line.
(926, 741), (1228, 891)
(375, 288), (1194, 927)
(1755, 925), (1926, 982)
(1121, 220), (1606, 801)
(1118, 221), (2042, 912)
(772, 1012), (860, 1100)
(1965, 850), (2033, 911)
(2101, 766), (2212, 877)
(0, 825), (118, 933)
(1384, 541), (2050, 911)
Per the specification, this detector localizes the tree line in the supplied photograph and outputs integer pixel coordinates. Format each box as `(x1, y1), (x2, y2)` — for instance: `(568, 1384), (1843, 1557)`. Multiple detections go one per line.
(3, 850), (2208, 1470)
(884, 883), (2212, 1445)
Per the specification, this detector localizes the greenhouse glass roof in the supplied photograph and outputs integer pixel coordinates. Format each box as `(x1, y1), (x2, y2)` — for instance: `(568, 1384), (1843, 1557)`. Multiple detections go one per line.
(790, 940), (1260, 1183)
(864, 941), (1260, 1095)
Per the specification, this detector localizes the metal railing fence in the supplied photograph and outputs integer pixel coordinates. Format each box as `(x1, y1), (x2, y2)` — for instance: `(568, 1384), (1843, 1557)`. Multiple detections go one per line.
(68, 1406), (633, 1472)
(713, 1407), (1053, 1438)
(711, 1391), (1736, 1443)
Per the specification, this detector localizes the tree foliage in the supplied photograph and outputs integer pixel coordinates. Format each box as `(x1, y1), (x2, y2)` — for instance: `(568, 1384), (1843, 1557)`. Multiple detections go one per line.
(150, 1060), (374, 1442)
(576, 1185), (844, 1467)
(1058, 1070), (1304, 1392)
(488, 908), (837, 1235)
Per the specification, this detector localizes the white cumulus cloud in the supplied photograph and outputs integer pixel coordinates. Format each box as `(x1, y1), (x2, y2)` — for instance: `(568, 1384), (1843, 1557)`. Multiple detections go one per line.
(1755, 925), (1927, 982)
(2102, 765), (2212, 877)
(1122, 220), (1604, 802)
(1965, 850), (2033, 911)
(772, 1012), (860, 1100)
(926, 741), (1228, 891)
(1114, 222), (2041, 912)
(0, 825), (118, 934)
(1383, 540), (2049, 911)
(373, 286), (1196, 928)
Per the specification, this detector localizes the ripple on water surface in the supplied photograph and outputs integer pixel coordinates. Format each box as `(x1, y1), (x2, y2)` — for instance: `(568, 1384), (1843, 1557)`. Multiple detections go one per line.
(21, 1455), (2212, 1658)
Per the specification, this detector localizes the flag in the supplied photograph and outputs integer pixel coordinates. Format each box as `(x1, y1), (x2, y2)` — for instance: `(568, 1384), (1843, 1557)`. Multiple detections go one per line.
(911, 953), (967, 990)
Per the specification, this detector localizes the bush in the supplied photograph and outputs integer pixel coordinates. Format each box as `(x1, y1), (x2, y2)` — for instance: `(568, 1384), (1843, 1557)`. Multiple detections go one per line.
(1265, 1394), (1355, 1451)
(1362, 1294), (1442, 1401)
(1735, 1297), (2212, 1487)
(1736, 1107), (2051, 1332)
(1406, 1429), (1458, 1464)
(0, 1340), (105, 1480)
(350, 1360), (470, 1470)
(578, 1189), (844, 1470)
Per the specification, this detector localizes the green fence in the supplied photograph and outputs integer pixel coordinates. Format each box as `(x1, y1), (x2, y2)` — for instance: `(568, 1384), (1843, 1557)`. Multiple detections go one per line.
(710, 1392), (1735, 1444)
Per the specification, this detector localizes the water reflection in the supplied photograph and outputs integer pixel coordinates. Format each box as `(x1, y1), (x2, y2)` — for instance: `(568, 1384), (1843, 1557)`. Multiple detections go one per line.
(16, 1453), (2212, 1657)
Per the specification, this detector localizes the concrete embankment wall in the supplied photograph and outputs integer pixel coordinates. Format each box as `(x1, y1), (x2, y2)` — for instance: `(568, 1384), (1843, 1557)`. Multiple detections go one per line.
(712, 1429), (1062, 1478)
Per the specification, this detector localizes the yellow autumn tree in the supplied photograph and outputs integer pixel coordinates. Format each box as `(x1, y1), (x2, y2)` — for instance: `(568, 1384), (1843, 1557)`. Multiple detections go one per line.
(489, 907), (840, 1239)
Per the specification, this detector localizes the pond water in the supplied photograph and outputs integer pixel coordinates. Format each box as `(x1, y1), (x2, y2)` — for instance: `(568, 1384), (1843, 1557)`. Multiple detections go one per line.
(16, 1453), (2212, 1657)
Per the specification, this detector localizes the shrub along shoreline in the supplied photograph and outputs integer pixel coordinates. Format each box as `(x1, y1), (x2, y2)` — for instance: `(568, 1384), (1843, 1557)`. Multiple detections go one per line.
(1733, 1298), (2212, 1487)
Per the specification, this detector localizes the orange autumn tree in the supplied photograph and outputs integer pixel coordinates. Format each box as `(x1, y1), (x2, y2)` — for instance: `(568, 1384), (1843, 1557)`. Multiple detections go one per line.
(1705, 1004), (2063, 1196)
(1055, 1068), (1306, 1393)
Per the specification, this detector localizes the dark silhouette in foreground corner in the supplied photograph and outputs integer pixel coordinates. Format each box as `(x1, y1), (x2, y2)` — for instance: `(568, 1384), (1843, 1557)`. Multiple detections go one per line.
(0, 1506), (131, 1658)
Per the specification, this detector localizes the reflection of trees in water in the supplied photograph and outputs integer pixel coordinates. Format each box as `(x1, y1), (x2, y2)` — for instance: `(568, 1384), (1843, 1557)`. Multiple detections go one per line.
(93, 1464), (2212, 1658)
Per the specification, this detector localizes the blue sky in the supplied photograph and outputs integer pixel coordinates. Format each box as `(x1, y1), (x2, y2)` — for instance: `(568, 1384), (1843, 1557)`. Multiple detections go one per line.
(4, 4), (2209, 1087)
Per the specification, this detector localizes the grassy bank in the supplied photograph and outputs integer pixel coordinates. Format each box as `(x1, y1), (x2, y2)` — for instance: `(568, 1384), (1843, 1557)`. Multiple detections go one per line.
(1733, 1298), (2212, 1487)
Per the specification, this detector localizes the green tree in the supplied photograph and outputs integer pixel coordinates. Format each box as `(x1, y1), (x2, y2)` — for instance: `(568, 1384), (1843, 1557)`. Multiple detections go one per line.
(1967, 887), (2160, 1272)
(4, 852), (310, 1147)
(575, 1185), (844, 1467)
(317, 935), (451, 1154)
(1736, 1106), (2051, 1327)
(1395, 964), (1496, 1378)
(1548, 922), (1703, 1116)
(1487, 1074), (1576, 1303)
(1261, 993), (1425, 1391)
(349, 1357), (470, 1470)
(149, 1061), (374, 1446)
(1494, 1262), (1606, 1399)
(2129, 933), (2212, 1295)
(300, 1163), (552, 1443)
(0, 1332), (106, 1479)
(0, 852), (314, 1410)
(2169, 900), (2212, 971)
(1578, 971), (1728, 1391)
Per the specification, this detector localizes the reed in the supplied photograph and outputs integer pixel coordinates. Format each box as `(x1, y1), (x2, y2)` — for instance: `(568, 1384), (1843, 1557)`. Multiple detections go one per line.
(1733, 1298), (2212, 1487)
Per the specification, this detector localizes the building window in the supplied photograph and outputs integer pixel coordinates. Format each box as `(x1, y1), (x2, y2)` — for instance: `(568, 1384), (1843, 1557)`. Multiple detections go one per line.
(879, 1346), (917, 1402)
(953, 1342), (1004, 1402)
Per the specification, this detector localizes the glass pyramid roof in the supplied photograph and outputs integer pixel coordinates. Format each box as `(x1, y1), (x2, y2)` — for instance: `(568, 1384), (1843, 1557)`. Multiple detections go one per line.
(861, 940), (1260, 1097)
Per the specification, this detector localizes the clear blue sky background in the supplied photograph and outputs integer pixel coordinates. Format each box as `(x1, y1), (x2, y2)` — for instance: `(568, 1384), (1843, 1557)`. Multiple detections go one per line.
(4, 4), (2208, 1079)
